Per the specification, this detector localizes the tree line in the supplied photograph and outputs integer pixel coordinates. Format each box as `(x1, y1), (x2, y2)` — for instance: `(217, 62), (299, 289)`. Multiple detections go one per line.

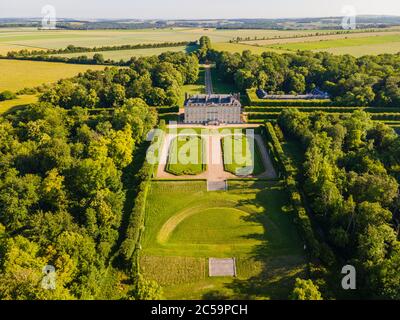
(4, 41), (197, 58)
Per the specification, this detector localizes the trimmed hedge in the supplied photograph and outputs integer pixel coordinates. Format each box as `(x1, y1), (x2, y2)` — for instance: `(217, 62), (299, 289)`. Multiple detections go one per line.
(119, 161), (154, 263)
(245, 106), (363, 113)
(247, 89), (334, 107)
(247, 111), (400, 122)
(264, 122), (336, 264)
(119, 121), (167, 267)
(153, 105), (179, 114)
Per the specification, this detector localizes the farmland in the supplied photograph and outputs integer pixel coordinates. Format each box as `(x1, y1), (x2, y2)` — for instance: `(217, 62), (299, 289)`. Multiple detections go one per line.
(0, 94), (37, 115)
(1, 27), (400, 60)
(0, 59), (105, 92)
(0, 28), (349, 53)
(51, 45), (198, 61)
(141, 181), (306, 299)
(265, 33), (400, 56)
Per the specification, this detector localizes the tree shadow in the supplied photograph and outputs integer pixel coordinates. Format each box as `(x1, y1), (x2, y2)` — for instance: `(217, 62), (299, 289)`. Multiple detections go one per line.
(202, 181), (307, 299)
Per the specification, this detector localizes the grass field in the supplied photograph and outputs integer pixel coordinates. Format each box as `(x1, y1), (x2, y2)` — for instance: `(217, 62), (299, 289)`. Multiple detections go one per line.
(0, 94), (38, 115)
(0, 28), (350, 53)
(166, 135), (206, 176)
(210, 67), (238, 95)
(51, 44), (198, 61)
(0, 59), (105, 92)
(266, 34), (400, 56)
(179, 67), (206, 105)
(141, 181), (306, 299)
(222, 135), (265, 176)
(2, 28), (400, 58)
(211, 42), (286, 55)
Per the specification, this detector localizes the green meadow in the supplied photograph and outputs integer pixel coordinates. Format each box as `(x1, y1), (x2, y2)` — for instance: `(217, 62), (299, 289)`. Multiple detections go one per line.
(140, 181), (306, 299)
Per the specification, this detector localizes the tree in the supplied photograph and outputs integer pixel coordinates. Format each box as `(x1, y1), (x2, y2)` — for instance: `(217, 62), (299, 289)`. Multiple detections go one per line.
(290, 278), (323, 300)
(130, 274), (163, 300)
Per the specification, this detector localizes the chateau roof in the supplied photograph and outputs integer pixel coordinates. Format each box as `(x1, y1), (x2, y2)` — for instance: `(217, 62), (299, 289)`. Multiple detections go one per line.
(185, 94), (241, 107)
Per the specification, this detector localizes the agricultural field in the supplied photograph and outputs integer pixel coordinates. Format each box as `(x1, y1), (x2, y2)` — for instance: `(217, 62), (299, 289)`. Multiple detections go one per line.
(0, 59), (105, 92)
(222, 135), (265, 176)
(141, 181), (306, 299)
(263, 33), (400, 56)
(0, 27), (372, 54)
(51, 44), (198, 61)
(166, 135), (206, 176)
(2, 27), (400, 58)
(211, 42), (286, 55)
(0, 94), (37, 115)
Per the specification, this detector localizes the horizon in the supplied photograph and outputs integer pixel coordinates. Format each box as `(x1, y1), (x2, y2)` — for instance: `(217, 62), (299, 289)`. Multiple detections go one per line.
(1, 14), (400, 21)
(1, 0), (400, 20)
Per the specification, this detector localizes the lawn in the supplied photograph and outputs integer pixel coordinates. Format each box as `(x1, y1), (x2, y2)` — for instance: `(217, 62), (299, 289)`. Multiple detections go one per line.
(221, 135), (265, 176)
(210, 67), (238, 95)
(166, 135), (206, 176)
(0, 94), (38, 115)
(179, 67), (205, 106)
(0, 59), (105, 92)
(140, 180), (306, 299)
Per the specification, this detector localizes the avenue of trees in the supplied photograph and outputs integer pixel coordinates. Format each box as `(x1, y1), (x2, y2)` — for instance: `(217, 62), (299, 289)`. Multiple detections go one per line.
(278, 109), (400, 299)
(40, 51), (199, 107)
(208, 49), (400, 107)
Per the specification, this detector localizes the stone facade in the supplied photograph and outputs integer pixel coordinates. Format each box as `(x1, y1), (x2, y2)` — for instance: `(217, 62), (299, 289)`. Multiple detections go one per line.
(184, 94), (242, 124)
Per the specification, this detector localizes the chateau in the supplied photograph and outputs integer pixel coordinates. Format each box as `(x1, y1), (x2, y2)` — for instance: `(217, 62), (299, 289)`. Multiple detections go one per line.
(184, 93), (242, 125)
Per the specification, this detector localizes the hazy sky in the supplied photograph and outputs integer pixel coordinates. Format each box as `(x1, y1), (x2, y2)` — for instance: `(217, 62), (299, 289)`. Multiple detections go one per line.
(1, 0), (400, 19)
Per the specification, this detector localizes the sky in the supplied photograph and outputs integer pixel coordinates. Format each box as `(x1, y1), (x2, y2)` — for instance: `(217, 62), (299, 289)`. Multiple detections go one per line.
(1, 0), (400, 20)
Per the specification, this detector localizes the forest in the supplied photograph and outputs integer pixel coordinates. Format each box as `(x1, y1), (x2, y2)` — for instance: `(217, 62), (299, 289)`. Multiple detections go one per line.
(208, 48), (400, 107)
(39, 51), (199, 107)
(0, 50), (199, 299)
(278, 109), (400, 299)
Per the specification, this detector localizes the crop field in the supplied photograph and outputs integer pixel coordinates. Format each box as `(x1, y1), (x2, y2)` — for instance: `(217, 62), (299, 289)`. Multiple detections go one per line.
(211, 42), (286, 55)
(0, 94), (38, 115)
(2, 28), (400, 58)
(265, 33), (400, 56)
(0, 27), (360, 53)
(222, 135), (265, 176)
(140, 181), (306, 299)
(51, 44), (198, 61)
(0, 59), (105, 92)
(166, 135), (206, 176)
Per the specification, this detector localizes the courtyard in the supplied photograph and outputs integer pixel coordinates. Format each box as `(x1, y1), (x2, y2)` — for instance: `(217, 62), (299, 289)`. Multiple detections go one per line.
(156, 126), (277, 184)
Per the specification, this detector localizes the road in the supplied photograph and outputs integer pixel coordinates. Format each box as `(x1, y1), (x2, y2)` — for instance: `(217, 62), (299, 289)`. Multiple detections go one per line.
(204, 65), (214, 95)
